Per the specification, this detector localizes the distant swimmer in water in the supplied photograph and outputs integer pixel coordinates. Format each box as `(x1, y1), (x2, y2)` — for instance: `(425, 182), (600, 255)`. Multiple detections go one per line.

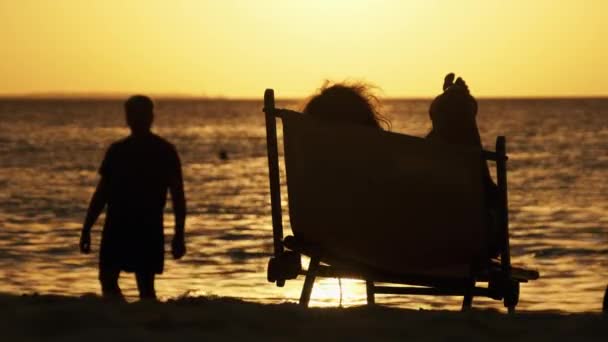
(303, 81), (391, 130)
(79, 95), (187, 300)
(427, 74), (501, 257)
(218, 149), (229, 161)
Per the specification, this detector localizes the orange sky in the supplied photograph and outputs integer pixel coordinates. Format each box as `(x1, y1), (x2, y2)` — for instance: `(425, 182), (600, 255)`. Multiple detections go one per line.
(1, 0), (606, 98)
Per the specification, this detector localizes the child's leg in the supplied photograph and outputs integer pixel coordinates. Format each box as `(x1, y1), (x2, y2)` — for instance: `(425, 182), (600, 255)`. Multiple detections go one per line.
(99, 266), (123, 300)
(135, 271), (157, 300)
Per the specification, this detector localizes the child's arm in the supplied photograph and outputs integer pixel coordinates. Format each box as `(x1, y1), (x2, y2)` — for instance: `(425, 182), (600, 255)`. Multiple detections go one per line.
(80, 177), (108, 253)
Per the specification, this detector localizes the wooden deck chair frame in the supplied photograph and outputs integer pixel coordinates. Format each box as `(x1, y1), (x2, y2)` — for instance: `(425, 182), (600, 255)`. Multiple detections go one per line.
(262, 89), (538, 313)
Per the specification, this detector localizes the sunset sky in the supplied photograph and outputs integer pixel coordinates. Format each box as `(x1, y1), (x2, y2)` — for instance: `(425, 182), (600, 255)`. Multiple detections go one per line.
(1, 0), (606, 98)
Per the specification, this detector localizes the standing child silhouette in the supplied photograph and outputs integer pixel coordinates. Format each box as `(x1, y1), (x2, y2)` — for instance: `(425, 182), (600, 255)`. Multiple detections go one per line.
(79, 95), (187, 300)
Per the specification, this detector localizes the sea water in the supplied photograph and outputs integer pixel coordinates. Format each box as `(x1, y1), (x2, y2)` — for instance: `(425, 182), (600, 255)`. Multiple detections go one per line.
(0, 98), (606, 312)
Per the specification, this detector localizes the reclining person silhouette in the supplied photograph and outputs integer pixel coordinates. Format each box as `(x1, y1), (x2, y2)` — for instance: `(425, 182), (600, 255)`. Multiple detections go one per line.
(303, 81), (390, 129)
(427, 73), (501, 257)
(79, 95), (187, 300)
(301, 79), (500, 257)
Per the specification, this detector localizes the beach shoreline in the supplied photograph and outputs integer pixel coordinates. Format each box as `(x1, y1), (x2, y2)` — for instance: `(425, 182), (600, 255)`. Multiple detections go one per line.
(2, 293), (605, 341)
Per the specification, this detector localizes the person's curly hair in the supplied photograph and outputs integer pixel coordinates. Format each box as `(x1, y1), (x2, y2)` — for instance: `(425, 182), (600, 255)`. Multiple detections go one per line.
(303, 81), (390, 130)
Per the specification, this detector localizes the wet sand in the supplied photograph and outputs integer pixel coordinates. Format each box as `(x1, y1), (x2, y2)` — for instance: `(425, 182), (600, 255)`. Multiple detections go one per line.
(2, 293), (605, 341)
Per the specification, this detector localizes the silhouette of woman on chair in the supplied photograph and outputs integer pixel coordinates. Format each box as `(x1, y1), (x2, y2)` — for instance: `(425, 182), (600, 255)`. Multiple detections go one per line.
(302, 78), (501, 257)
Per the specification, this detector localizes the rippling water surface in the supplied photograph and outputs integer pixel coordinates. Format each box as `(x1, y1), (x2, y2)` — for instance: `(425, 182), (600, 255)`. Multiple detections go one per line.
(0, 98), (606, 312)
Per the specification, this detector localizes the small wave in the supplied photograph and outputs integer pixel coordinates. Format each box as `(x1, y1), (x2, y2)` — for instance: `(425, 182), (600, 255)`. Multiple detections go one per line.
(226, 248), (270, 262)
(217, 232), (259, 241)
(533, 247), (608, 258)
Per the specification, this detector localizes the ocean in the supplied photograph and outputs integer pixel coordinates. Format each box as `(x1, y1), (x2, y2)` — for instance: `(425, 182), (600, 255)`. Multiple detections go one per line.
(0, 97), (606, 312)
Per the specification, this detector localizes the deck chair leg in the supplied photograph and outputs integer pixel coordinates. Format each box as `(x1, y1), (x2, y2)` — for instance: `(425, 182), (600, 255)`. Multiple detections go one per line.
(461, 281), (475, 311)
(299, 256), (320, 307)
(366, 280), (375, 306)
(503, 276), (518, 316)
(603, 285), (607, 313)
(461, 293), (473, 311)
(504, 280), (519, 315)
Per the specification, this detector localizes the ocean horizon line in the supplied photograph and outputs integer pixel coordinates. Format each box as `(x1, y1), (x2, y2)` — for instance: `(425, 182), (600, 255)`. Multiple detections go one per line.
(1, 93), (608, 102)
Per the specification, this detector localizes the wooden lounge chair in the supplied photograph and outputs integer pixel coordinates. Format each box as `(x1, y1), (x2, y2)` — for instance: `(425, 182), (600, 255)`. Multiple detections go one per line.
(262, 89), (539, 313)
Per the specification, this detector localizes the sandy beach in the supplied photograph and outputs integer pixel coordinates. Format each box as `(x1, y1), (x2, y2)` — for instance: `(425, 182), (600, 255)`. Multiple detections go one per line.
(2, 293), (605, 341)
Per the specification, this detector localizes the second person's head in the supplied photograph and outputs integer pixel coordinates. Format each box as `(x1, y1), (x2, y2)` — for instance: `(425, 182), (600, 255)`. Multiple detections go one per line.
(303, 81), (389, 129)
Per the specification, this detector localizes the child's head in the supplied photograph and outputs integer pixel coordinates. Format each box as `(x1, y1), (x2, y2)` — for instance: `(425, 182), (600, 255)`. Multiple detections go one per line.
(303, 81), (390, 129)
(125, 95), (154, 133)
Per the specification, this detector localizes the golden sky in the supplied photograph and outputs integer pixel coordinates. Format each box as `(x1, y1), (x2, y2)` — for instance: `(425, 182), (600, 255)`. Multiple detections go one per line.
(1, 0), (606, 98)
